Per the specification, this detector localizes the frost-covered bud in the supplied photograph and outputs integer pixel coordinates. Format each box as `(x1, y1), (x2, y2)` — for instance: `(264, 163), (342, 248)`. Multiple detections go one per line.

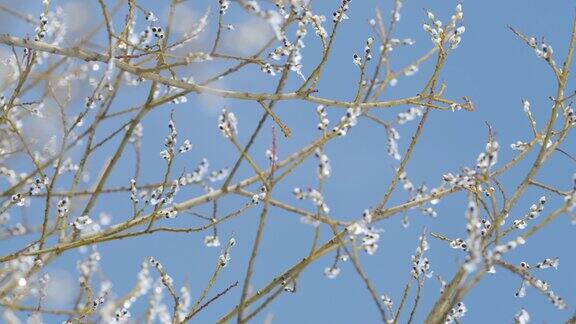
(57, 197), (70, 215)
(362, 209), (372, 223)
(208, 168), (229, 182)
(218, 109), (238, 138)
(219, 251), (231, 267)
(251, 186), (267, 204)
(450, 238), (467, 250)
(324, 266), (340, 279)
(219, 0), (231, 14)
(85, 97), (96, 109)
(514, 309), (530, 324)
(129, 179), (139, 203)
(11, 193), (26, 206)
(515, 283), (526, 298)
(145, 11), (158, 22)
(381, 295), (393, 307)
(446, 302), (467, 323)
(160, 207), (178, 219)
(315, 148), (331, 179)
(352, 53), (362, 66)
(151, 26), (165, 39)
(539, 196), (546, 205)
(261, 63), (277, 76)
(293, 187), (305, 200)
(316, 105), (330, 130)
(511, 141), (528, 151)
(204, 235), (221, 247)
(513, 219), (527, 229)
(160, 150), (171, 160)
(332, 0), (350, 23)
(70, 215), (93, 230)
(29, 176), (48, 195)
(115, 308), (130, 321)
(535, 257), (559, 269)
(178, 139), (192, 153)
(265, 148), (278, 162)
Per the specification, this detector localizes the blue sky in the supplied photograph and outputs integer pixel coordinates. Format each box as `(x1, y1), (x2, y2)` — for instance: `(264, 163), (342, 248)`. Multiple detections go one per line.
(0, 0), (574, 323)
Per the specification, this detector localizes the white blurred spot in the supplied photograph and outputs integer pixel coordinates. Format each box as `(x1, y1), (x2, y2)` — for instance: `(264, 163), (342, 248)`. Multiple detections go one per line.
(45, 269), (75, 308)
(17, 277), (27, 287)
(62, 2), (93, 34)
(223, 17), (274, 56)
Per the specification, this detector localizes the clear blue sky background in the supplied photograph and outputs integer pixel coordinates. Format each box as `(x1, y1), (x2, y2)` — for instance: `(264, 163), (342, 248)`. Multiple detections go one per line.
(0, 0), (574, 323)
